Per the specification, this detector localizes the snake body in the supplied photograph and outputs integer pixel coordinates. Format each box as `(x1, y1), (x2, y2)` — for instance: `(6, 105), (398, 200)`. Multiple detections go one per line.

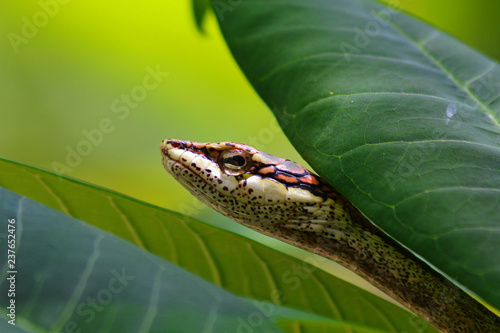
(160, 139), (500, 333)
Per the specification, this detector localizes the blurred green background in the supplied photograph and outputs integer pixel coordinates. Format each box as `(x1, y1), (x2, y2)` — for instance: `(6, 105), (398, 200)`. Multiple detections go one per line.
(1, 0), (499, 278)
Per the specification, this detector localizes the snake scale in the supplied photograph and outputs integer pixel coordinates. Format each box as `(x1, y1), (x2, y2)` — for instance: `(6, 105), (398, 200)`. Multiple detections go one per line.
(160, 139), (500, 333)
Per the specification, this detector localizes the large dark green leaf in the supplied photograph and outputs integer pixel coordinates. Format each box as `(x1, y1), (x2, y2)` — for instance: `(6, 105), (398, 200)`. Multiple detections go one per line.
(0, 158), (436, 332)
(214, 0), (500, 310)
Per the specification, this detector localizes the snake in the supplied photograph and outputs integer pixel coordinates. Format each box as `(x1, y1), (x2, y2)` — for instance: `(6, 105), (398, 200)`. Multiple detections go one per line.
(160, 139), (500, 333)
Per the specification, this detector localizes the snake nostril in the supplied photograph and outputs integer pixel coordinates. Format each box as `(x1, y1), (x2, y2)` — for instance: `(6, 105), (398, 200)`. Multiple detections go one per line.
(169, 141), (186, 149)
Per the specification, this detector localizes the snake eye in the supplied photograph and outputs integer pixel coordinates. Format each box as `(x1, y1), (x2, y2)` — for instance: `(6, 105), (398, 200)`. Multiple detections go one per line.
(219, 149), (251, 176)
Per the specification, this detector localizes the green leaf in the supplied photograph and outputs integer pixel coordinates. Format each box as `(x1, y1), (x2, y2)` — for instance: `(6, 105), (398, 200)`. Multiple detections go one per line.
(191, 0), (212, 33)
(0, 158), (437, 332)
(0, 188), (285, 332)
(1, 188), (400, 333)
(214, 0), (500, 310)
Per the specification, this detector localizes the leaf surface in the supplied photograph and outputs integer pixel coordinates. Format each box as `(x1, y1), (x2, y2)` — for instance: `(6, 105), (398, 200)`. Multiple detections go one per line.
(0, 158), (436, 332)
(0, 188), (285, 332)
(214, 0), (500, 309)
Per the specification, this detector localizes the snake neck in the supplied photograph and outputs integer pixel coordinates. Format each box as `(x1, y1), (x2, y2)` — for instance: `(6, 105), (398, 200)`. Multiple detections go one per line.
(235, 194), (499, 333)
(193, 185), (500, 332)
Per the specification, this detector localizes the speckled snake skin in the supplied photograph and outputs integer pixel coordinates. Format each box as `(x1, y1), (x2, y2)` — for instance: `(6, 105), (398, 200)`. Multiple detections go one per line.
(161, 139), (500, 333)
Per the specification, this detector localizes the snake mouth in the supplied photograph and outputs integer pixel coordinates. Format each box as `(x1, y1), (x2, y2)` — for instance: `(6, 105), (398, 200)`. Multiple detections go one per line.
(160, 139), (217, 184)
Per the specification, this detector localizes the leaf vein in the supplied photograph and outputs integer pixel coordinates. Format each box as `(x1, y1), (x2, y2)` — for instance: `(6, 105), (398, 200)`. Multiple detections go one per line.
(138, 267), (163, 333)
(108, 197), (147, 250)
(50, 234), (103, 332)
(376, 11), (500, 127)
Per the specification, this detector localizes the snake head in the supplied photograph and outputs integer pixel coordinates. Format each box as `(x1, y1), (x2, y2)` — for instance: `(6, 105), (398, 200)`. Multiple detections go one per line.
(161, 138), (334, 199)
(160, 139), (343, 229)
